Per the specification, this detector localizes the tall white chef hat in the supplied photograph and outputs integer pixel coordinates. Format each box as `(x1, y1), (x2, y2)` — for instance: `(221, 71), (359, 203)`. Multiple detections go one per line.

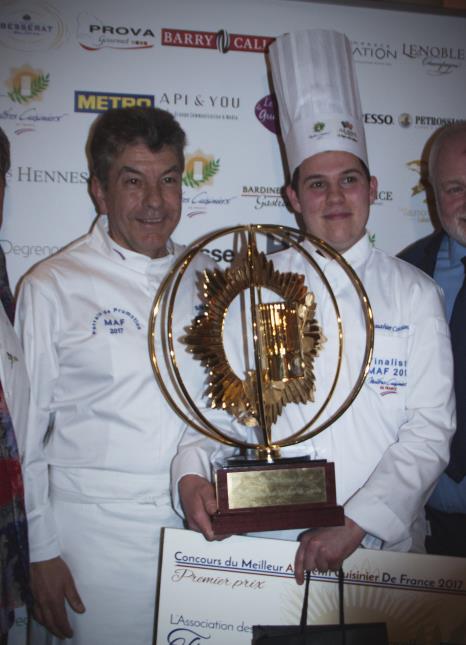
(268, 29), (368, 177)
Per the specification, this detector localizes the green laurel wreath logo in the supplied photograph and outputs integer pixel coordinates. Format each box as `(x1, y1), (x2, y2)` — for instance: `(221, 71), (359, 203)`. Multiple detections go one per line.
(8, 73), (50, 104)
(183, 158), (220, 188)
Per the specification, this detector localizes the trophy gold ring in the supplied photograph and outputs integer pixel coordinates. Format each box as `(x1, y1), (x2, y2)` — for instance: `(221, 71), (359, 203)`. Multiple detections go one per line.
(149, 224), (374, 534)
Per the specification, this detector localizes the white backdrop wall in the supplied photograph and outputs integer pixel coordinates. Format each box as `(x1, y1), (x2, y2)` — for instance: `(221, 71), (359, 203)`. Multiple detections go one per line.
(1, 0), (465, 641)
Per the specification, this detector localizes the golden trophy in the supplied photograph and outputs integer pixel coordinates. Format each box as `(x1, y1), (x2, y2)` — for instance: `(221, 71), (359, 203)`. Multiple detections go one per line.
(149, 225), (373, 534)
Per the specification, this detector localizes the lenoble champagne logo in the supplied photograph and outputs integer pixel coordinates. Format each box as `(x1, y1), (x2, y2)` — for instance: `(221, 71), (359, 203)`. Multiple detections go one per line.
(7, 65), (49, 104)
(183, 151), (220, 189)
(0, 0), (66, 51)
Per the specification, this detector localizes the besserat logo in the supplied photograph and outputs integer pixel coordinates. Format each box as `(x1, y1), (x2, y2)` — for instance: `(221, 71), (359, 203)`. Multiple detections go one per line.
(77, 12), (155, 50)
(6, 65), (49, 104)
(161, 28), (274, 54)
(0, 0), (66, 51)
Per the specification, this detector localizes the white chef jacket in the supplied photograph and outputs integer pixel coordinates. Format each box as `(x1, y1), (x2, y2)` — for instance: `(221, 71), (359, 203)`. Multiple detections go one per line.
(172, 233), (455, 551)
(15, 215), (212, 563)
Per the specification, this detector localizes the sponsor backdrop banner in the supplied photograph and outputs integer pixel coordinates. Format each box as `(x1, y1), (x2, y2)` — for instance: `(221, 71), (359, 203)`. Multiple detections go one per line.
(0, 0), (465, 641)
(157, 528), (466, 645)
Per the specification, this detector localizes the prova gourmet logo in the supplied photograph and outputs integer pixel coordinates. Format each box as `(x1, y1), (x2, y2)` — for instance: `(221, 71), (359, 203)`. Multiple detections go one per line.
(77, 12), (155, 50)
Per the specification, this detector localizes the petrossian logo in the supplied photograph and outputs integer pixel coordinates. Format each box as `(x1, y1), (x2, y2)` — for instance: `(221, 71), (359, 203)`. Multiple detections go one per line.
(7, 65), (49, 104)
(77, 12), (155, 50)
(74, 91), (154, 113)
(91, 308), (142, 336)
(0, 0), (66, 51)
(161, 27), (274, 54)
(398, 113), (465, 129)
(183, 151), (220, 189)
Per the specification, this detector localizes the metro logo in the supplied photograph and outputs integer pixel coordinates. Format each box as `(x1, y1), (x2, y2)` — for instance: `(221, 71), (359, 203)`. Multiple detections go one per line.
(75, 91), (154, 113)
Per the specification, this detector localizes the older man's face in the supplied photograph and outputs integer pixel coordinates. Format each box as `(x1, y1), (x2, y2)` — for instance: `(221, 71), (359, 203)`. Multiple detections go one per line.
(286, 151), (377, 253)
(432, 131), (466, 247)
(91, 143), (182, 259)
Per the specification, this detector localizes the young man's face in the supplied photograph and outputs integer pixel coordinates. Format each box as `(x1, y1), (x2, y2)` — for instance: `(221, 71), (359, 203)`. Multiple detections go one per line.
(432, 131), (466, 247)
(91, 143), (183, 259)
(286, 151), (377, 253)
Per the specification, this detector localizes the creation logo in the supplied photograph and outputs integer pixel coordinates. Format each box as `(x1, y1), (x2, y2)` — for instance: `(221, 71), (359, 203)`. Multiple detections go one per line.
(6, 65), (49, 104)
(254, 95), (278, 134)
(352, 41), (398, 65)
(77, 12), (155, 50)
(0, 0), (66, 51)
(17, 166), (89, 184)
(402, 42), (464, 75)
(183, 151), (220, 189)
(157, 91), (240, 122)
(74, 91), (154, 113)
(364, 113), (394, 126)
(241, 185), (285, 210)
(161, 28), (274, 54)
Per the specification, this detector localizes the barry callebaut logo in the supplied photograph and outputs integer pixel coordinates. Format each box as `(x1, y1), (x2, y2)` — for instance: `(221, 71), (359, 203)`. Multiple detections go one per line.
(0, 1), (66, 51)
(77, 12), (155, 50)
(161, 27), (274, 54)
(402, 42), (464, 75)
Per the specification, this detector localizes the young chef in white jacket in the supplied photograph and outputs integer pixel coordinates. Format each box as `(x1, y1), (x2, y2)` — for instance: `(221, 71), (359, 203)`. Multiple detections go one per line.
(15, 107), (213, 644)
(173, 30), (455, 585)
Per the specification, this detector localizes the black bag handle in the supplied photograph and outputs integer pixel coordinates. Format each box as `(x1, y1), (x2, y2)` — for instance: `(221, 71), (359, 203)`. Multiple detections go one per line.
(300, 568), (347, 643)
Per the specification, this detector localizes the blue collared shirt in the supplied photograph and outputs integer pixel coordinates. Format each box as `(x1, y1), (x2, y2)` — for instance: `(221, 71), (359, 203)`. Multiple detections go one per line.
(429, 234), (466, 513)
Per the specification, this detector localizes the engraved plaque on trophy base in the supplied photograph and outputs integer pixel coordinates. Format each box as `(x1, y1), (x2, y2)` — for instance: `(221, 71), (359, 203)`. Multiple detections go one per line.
(212, 458), (344, 535)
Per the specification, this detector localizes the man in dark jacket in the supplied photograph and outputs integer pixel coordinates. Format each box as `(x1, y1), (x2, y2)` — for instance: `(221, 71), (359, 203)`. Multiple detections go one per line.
(399, 123), (466, 557)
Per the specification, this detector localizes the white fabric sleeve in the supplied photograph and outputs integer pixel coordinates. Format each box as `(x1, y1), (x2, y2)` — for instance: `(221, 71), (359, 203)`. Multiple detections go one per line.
(344, 283), (455, 549)
(15, 276), (61, 562)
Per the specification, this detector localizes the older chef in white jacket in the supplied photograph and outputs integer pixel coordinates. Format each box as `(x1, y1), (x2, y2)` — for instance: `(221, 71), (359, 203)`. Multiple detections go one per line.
(15, 107), (212, 644)
(174, 30), (455, 584)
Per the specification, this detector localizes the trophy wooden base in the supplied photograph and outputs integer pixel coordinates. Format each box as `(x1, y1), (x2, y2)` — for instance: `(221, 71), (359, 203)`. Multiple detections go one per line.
(212, 503), (344, 535)
(212, 458), (344, 535)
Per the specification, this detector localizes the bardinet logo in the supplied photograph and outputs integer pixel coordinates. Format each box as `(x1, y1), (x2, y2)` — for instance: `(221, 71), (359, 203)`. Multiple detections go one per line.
(183, 151), (220, 189)
(161, 28), (274, 54)
(7, 65), (49, 104)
